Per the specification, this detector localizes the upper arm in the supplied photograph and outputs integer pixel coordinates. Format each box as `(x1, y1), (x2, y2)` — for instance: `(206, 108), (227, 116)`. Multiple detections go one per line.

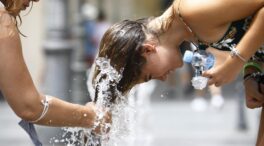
(180, 0), (264, 25)
(0, 10), (40, 112)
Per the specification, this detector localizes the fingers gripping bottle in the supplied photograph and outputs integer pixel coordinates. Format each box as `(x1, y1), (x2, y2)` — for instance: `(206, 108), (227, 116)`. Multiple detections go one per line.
(183, 49), (215, 90)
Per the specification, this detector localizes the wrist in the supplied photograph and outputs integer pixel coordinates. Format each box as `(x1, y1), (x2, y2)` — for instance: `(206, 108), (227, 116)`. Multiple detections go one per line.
(86, 106), (97, 128)
(230, 45), (249, 63)
(80, 103), (97, 128)
(226, 55), (245, 69)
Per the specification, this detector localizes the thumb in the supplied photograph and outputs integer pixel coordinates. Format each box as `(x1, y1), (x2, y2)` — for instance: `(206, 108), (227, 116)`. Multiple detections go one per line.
(202, 69), (216, 86)
(202, 69), (212, 78)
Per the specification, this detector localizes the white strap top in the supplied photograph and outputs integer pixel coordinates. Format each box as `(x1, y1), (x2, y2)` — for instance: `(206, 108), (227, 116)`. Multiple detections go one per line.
(0, 1), (4, 8)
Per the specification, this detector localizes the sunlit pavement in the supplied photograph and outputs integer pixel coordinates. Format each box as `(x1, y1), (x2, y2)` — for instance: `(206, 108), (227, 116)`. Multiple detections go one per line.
(148, 100), (260, 146)
(0, 101), (32, 146)
(0, 98), (261, 146)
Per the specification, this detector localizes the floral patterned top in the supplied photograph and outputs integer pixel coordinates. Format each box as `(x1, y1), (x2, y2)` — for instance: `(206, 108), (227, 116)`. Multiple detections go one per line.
(177, 1), (264, 88)
(197, 16), (264, 87)
(198, 16), (264, 62)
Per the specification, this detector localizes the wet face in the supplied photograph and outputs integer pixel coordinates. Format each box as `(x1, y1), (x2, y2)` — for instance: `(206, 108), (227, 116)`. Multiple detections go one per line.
(140, 43), (183, 82)
(21, 0), (39, 10)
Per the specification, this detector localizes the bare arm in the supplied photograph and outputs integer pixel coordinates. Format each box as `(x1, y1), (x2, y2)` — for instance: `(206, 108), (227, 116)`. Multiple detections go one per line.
(204, 6), (264, 86)
(174, 0), (264, 25)
(0, 10), (96, 128)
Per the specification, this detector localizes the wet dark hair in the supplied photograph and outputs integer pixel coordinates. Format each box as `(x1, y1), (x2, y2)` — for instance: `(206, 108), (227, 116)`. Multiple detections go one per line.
(92, 18), (156, 99)
(92, 4), (176, 102)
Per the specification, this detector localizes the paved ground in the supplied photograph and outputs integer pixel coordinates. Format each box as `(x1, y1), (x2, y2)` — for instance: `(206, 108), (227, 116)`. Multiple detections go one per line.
(0, 101), (33, 146)
(0, 98), (261, 146)
(148, 100), (260, 146)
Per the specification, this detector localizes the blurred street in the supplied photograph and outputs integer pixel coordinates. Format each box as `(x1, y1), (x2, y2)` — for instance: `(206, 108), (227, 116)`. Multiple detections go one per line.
(148, 100), (260, 146)
(0, 97), (261, 146)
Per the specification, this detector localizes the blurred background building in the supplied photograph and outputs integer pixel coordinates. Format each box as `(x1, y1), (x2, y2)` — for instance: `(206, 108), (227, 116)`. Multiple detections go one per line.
(0, 0), (262, 146)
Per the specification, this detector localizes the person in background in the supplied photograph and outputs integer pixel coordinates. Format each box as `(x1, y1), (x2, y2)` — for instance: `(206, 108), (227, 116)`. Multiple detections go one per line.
(82, 2), (97, 67)
(93, 9), (111, 50)
(83, 7), (111, 67)
(190, 86), (224, 112)
(243, 57), (264, 146)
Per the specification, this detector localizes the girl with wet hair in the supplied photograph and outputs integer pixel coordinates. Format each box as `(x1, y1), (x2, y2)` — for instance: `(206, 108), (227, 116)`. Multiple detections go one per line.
(92, 0), (264, 145)
(0, 0), (110, 135)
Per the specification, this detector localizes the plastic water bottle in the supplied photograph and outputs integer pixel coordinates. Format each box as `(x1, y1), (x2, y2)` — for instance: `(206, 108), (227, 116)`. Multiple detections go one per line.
(183, 50), (215, 90)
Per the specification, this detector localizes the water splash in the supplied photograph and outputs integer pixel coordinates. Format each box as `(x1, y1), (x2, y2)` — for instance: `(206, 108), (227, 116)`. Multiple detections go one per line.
(53, 57), (135, 146)
(89, 57), (135, 146)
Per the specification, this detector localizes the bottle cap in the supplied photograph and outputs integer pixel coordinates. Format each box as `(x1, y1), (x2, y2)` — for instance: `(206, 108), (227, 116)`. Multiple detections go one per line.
(183, 50), (193, 63)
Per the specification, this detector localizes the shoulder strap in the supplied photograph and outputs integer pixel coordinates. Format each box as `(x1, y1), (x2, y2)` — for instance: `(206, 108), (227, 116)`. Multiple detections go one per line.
(177, 0), (192, 33)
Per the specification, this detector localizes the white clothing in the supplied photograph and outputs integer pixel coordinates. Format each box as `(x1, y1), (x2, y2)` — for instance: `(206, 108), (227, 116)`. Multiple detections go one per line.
(0, 1), (4, 8)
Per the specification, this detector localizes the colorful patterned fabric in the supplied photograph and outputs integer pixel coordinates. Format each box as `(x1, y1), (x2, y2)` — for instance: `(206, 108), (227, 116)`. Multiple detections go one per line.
(198, 16), (264, 62)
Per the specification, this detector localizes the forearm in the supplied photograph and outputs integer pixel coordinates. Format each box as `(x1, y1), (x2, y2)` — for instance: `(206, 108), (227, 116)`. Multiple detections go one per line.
(0, 66), (96, 128)
(211, 7), (264, 84)
(236, 7), (264, 62)
(5, 91), (96, 128)
(34, 96), (96, 128)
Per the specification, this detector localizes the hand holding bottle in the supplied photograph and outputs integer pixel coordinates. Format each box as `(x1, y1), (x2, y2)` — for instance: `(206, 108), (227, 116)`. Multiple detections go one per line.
(183, 49), (215, 90)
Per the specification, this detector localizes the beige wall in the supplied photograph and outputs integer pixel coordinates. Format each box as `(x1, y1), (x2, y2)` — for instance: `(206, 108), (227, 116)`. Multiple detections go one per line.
(20, 1), (45, 88)
(132, 0), (162, 18)
(91, 0), (162, 22)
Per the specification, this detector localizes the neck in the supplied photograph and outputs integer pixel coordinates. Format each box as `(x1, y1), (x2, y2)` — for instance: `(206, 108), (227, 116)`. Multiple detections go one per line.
(149, 9), (195, 47)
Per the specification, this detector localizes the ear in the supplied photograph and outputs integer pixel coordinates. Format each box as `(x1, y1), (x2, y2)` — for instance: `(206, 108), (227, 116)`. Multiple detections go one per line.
(141, 43), (156, 56)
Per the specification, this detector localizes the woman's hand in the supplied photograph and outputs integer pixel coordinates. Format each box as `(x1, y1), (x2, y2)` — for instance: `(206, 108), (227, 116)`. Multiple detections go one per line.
(203, 48), (243, 86)
(243, 65), (264, 109)
(93, 110), (112, 135)
(85, 102), (112, 135)
(244, 77), (264, 109)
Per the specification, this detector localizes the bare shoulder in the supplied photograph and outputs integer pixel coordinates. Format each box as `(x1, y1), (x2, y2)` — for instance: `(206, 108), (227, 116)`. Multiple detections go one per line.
(180, 0), (264, 25)
(0, 9), (17, 39)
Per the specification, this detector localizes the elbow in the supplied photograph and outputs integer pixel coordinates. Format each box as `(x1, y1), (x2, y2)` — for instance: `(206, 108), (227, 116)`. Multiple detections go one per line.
(15, 105), (42, 122)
